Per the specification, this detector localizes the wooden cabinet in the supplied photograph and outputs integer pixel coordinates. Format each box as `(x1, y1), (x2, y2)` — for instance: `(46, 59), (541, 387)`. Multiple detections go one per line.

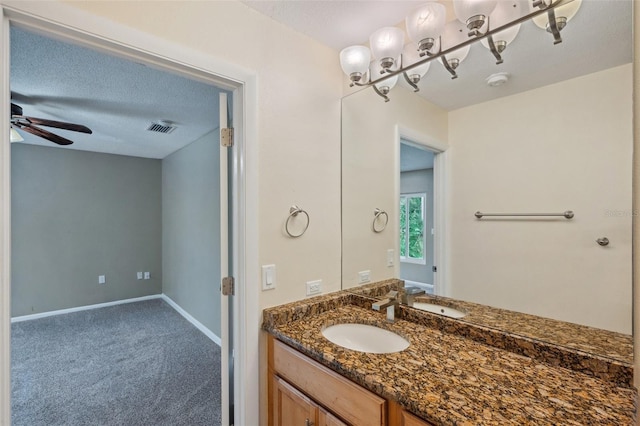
(268, 336), (436, 426)
(399, 409), (435, 426)
(273, 374), (349, 426)
(273, 375), (318, 426)
(268, 336), (385, 426)
(319, 408), (348, 426)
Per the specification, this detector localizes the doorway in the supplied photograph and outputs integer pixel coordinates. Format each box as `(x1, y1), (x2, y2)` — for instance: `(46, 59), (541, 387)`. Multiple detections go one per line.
(399, 140), (436, 294)
(0, 5), (259, 425)
(395, 127), (448, 297)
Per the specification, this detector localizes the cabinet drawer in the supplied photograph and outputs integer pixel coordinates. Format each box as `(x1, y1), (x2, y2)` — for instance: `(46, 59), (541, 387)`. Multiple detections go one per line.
(272, 339), (386, 426)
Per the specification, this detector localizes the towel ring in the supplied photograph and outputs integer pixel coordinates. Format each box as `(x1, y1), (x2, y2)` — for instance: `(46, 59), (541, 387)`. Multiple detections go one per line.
(285, 205), (310, 238)
(372, 208), (388, 233)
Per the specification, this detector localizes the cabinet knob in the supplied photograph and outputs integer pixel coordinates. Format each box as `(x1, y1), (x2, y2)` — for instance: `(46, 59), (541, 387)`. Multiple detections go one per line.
(305, 419), (314, 426)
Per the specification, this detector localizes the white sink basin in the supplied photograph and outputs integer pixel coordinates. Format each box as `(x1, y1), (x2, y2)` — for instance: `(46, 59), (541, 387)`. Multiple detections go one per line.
(321, 323), (410, 354)
(413, 303), (466, 319)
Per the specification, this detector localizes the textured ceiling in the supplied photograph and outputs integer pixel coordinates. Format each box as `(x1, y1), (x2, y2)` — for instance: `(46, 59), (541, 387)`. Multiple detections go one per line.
(10, 26), (225, 159)
(244, 0), (633, 110)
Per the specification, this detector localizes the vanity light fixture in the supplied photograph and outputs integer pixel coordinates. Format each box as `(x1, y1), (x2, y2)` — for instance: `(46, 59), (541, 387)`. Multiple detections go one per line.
(338, 0), (581, 102)
(405, 2), (447, 56)
(532, 0), (582, 43)
(369, 27), (404, 74)
(453, 0), (498, 37)
(479, 1), (523, 64)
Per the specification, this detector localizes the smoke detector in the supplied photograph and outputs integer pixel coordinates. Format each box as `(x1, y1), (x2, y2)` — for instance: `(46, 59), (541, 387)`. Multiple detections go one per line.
(486, 72), (510, 87)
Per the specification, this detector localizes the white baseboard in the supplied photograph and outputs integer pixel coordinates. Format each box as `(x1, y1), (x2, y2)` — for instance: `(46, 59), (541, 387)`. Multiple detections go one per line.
(11, 294), (163, 323)
(160, 294), (222, 347)
(10, 294), (222, 347)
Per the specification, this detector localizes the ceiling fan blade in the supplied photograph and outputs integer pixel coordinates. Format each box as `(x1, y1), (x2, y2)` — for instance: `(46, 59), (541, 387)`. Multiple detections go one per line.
(23, 116), (92, 134)
(15, 123), (74, 146)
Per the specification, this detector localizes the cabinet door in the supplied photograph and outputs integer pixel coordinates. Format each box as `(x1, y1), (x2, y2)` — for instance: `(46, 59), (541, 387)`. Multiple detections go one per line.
(273, 375), (318, 426)
(319, 407), (349, 426)
(401, 410), (435, 426)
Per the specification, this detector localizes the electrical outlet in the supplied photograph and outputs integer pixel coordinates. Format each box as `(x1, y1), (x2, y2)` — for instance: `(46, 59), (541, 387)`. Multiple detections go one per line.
(306, 280), (322, 296)
(262, 265), (276, 291)
(137, 272), (143, 280)
(358, 270), (370, 284)
(387, 249), (395, 267)
(144, 272), (150, 280)
(98, 275), (106, 285)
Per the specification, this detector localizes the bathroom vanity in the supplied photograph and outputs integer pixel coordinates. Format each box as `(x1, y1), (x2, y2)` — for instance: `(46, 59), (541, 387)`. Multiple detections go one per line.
(263, 281), (636, 425)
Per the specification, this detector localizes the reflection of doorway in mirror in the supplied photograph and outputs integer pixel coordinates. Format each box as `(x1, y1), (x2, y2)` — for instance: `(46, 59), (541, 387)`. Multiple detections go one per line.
(399, 140), (436, 294)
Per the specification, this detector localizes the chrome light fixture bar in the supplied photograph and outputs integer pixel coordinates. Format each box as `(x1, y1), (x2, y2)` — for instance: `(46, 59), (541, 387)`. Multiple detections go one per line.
(343, 0), (578, 102)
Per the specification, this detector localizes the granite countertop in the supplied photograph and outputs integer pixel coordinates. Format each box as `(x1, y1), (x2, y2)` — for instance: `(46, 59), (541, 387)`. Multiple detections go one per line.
(263, 291), (637, 426)
(348, 280), (633, 387)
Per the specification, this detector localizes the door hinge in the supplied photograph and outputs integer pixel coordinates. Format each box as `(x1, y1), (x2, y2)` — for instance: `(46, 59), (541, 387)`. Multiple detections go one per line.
(221, 128), (234, 147)
(222, 276), (235, 296)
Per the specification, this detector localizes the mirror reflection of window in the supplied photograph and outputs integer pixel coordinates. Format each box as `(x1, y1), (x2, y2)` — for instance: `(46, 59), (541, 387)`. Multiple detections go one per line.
(399, 193), (426, 263)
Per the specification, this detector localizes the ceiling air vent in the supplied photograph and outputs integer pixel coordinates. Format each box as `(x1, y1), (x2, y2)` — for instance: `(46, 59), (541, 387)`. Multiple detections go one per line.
(146, 120), (176, 134)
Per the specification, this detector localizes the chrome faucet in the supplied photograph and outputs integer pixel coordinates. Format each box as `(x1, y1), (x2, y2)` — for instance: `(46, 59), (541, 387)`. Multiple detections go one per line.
(372, 290), (400, 322)
(400, 287), (426, 307)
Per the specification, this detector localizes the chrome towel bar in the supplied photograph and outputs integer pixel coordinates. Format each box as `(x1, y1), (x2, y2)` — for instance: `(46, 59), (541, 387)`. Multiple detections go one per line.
(475, 210), (574, 219)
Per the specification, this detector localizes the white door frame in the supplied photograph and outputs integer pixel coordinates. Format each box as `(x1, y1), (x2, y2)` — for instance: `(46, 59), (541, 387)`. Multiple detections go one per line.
(0, 3), (260, 425)
(395, 125), (449, 296)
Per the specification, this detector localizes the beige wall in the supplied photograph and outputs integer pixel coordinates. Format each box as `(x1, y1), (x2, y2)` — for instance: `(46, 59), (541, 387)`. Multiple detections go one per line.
(341, 86), (448, 288)
(449, 64), (633, 334)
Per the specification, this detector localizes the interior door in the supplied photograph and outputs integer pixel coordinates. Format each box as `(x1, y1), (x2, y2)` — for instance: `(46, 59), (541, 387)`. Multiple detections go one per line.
(220, 92), (233, 425)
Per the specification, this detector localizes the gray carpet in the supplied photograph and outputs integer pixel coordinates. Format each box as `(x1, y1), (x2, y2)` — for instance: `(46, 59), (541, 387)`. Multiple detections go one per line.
(11, 298), (222, 426)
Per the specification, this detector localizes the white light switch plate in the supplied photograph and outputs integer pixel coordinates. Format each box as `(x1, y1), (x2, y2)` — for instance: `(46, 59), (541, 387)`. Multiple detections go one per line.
(98, 275), (106, 284)
(387, 249), (394, 267)
(262, 264), (276, 291)
(144, 272), (150, 280)
(137, 272), (143, 280)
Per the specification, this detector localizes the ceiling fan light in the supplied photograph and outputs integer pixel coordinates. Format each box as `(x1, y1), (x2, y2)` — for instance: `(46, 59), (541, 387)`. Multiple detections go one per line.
(340, 45), (372, 83)
(369, 27), (405, 71)
(406, 2), (446, 54)
(532, 0), (582, 31)
(10, 127), (23, 143)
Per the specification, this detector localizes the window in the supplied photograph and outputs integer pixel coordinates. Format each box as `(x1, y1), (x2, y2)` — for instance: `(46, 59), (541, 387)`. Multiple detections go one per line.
(400, 193), (426, 264)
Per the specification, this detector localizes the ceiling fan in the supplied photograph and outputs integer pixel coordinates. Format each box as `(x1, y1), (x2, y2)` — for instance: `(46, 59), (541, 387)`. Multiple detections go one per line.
(10, 102), (92, 146)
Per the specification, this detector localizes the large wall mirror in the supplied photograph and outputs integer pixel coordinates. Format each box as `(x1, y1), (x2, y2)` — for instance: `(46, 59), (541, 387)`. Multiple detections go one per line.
(341, 0), (633, 350)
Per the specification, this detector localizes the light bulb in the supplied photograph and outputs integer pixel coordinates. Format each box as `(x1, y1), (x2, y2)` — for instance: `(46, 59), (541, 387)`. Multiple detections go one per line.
(369, 27), (405, 72)
(405, 2), (446, 54)
(339, 45), (371, 84)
